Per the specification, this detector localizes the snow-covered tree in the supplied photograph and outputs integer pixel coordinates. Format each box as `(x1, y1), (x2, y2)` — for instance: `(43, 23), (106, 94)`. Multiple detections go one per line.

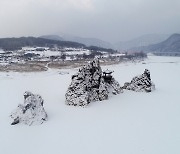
(123, 69), (155, 92)
(10, 91), (48, 126)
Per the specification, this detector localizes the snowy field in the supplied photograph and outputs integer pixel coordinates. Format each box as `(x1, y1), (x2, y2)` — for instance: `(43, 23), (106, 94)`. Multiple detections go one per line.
(0, 56), (180, 154)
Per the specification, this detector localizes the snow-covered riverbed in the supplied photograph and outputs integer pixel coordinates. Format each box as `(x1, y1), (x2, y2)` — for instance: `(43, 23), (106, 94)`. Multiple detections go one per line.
(0, 56), (180, 154)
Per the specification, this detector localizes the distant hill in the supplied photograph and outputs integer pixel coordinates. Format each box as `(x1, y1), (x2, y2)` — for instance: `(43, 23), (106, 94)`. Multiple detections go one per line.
(0, 37), (85, 51)
(62, 35), (114, 49)
(135, 33), (180, 54)
(40, 35), (64, 41)
(40, 33), (171, 51)
(41, 34), (114, 49)
(147, 33), (180, 53)
(0, 37), (116, 53)
(114, 34), (170, 50)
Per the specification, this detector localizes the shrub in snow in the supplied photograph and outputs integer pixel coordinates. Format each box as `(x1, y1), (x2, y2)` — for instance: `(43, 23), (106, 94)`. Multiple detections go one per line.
(10, 91), (48, 126)
(65, 59), (123, 106)
(123, 69), (155, 92)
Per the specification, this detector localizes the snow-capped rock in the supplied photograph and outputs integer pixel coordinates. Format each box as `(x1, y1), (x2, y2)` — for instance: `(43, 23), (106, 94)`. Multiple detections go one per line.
(123, 69), (155, 92)
(102, 69), (123, 95)
(10, 91), (48, 126)
(65, 59), (123, 106)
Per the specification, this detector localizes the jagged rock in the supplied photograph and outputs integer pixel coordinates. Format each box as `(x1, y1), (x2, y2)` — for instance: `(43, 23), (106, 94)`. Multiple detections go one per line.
(10, 91), (48, 126)
(102, 69), (123, 95)
(65, 59), (123, 106)
(123, 69), (155, 92)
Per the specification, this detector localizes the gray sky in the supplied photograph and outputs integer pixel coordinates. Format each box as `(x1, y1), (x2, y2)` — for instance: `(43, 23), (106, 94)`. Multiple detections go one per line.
(0, 0), (180, 42)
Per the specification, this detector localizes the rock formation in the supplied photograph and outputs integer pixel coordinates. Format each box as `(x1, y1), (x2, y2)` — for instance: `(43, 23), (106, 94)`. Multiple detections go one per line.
(65, 59), (123, 106)
(10, 91), (48, 125)
(123, 69), (155, 92)
(102, 69), (123, 95)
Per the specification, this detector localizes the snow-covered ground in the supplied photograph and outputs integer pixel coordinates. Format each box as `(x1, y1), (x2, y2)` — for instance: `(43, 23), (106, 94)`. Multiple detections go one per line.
(0, 56), (180, 154)
(22, 47), (91, 57)
(0, 49), (5, 54)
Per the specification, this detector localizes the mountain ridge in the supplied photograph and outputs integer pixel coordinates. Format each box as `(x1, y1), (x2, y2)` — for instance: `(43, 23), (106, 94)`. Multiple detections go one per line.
(40, 34), (114, 49)
(40, 33), (171, 50)
(0, 37), (85, 51)
(0, 37), (116, 53)
(144, 33), (180, 53)
(114, 34), (170, 50)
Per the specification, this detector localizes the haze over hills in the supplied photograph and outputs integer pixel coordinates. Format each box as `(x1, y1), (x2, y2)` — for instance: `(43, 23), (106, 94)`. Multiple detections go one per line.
(1, 33), (179, 53)
(130, 33), (180, 56)
(40, 35), (64, 41)
(40, 33), (171, 51)
(114, 34), (170, 50)
(40, 34), (114, 49)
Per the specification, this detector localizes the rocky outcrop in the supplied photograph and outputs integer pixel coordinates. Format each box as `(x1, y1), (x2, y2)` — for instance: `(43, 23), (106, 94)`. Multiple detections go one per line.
(10, 91), (48, 126)
(123, 69), (155, 92)
(102, 69), (123, 95)
(65, 59), (123, 107)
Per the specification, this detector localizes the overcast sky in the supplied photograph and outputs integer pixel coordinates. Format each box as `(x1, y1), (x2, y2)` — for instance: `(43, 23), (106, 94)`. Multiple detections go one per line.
(0, 0), (180, 42)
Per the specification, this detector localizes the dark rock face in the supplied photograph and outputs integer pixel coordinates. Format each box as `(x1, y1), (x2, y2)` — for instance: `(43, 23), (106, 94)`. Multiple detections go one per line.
(10, 91), (48, 125)
(65, 59), (123, 107)
(123, 69), (155, 92)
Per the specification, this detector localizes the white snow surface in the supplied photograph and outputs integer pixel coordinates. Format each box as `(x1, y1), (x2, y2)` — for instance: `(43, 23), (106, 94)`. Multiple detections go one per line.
(0, 49), (5, 54)
(0, 56), (180, 154)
